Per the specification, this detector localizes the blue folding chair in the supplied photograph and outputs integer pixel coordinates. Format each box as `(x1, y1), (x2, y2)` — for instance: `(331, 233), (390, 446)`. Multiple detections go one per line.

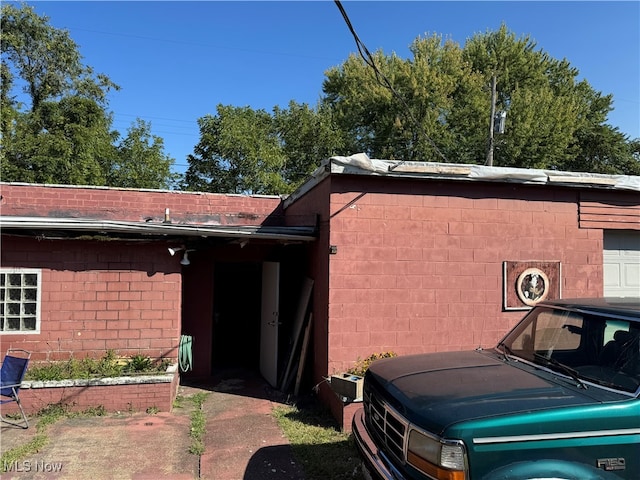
(1, 349), (31, 428)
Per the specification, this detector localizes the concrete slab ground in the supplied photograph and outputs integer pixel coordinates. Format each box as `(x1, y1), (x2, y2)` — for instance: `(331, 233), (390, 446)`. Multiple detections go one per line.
(1, 370), (305, 480)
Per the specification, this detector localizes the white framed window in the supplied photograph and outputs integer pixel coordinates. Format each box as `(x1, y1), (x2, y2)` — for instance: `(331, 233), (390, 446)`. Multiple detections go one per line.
(0, 268), (41, 334)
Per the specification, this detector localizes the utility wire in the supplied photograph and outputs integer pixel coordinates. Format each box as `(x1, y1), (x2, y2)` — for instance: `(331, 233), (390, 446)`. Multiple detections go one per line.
(333, 0), (448, 167)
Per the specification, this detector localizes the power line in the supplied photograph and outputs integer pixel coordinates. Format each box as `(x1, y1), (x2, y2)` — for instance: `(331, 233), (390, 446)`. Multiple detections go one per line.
(114, 112), (196, 125)
(332, 0), (448, 166)
(64, 25), (341, 63)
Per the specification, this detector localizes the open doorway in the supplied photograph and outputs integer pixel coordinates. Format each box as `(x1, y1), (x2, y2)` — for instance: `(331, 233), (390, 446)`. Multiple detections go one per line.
(212, 262), (262, 370)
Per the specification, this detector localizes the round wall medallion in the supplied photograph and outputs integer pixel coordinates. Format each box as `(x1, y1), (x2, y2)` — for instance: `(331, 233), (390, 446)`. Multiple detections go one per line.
(516, 268), (550, 306)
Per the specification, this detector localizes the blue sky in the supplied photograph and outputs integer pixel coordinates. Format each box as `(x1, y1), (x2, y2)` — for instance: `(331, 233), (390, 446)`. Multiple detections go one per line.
(18, 1), (640, 174)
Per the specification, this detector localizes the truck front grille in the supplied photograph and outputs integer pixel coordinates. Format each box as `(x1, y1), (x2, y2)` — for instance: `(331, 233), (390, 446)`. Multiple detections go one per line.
(364, 388), (408, 463)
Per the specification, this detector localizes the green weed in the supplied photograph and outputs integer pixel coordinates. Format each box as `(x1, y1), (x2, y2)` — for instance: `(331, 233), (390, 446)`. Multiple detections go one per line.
(273, 403), (364, 480)
(0, 402), (105, 473)
(188, 393), (209, 455)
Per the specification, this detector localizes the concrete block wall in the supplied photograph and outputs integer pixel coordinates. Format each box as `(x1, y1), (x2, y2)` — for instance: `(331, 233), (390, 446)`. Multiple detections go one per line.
(326, 178), (604, 374)
(0, 183), (282, 225)
(0, 236), (181, 364)
(283, 179), (333, 384)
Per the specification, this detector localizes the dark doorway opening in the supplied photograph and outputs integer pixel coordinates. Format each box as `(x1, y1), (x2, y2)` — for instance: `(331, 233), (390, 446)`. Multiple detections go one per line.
(212, 262), (261, 370)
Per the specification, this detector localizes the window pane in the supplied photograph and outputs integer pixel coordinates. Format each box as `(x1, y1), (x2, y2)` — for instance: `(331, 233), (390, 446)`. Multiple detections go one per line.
(604, 320), (629, 344)
(8, 288), (21, 301)
(534, 312), (583, 351)
(24, 288), (37, 301)
(7, 318), (20, 330)
(23, 317), (36, 330)
(23, 303), (36, 315)
(0, 269), (40, 333)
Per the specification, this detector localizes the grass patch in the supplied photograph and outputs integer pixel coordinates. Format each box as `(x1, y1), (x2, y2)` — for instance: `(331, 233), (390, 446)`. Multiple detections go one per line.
(188, 392), (209, 455)
(172, 394), (186, 409)
(0, 403), (106, 473)
(273, 403), (364, 480)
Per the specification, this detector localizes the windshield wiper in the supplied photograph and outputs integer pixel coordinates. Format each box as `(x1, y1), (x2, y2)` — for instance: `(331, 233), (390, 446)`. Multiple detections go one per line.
(496, 341), (515, 362)
(534, 353), (587, 389)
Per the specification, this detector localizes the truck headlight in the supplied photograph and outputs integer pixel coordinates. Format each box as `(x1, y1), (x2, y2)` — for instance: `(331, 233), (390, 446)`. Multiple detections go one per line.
(440, 443), (465, 470)
(408, 429), (466, 480)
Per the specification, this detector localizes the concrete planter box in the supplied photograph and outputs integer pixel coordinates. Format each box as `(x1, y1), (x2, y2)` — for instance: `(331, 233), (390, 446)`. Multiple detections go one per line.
(2, 365), (179, 416)
(326, 388), (362, 433)
(330, 373), (364, 401)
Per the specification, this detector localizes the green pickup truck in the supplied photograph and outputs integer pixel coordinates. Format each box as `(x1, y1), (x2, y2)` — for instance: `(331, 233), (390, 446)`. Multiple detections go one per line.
(353, 298), (640, 480)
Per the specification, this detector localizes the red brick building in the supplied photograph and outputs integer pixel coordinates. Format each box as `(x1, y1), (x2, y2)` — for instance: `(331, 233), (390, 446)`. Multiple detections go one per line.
(2, 154), (639, 418)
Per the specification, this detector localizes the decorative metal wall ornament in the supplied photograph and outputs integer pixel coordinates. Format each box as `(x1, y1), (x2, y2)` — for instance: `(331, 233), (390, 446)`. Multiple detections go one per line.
(503, 261), (561, 310)
(516, 268), (550, 306)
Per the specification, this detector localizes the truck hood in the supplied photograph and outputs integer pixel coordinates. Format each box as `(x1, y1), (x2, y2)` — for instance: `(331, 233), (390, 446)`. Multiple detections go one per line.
(367, 350), (596, 435)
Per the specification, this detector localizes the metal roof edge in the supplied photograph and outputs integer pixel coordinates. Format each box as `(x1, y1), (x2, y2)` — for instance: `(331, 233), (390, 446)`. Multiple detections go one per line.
(283, 160), (332, 209)
(318, 154), (640, 192)
(0, 216), (317, 242)
(338, 153), (640, 191)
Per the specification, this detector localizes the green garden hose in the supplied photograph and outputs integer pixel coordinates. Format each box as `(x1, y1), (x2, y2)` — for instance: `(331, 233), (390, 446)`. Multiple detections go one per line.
(179, 334), (193, 372)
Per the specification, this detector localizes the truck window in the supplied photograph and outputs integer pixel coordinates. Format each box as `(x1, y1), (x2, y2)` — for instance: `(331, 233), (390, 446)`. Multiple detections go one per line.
(533, 311), (583, 352)
(604, 320), (629, 344)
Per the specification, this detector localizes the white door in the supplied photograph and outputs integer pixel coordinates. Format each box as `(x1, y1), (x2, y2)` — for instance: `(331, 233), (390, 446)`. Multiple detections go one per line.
(603, 230), (640, 297)
(260, 262), (280, 387)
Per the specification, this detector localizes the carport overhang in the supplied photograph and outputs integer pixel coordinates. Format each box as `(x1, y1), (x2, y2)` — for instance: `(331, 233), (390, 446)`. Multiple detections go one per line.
(0, 216), (318, 243)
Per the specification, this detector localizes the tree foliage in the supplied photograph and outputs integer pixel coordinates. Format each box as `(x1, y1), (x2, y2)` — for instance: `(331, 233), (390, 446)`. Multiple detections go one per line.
(1, 3), (175, 189)
(323, 34), (487, 163)
(274, 102), (347, 185)
(186, 23), (638, 195)
(4, 4), (635, 195)
(183, 103), (345, 194)
(110, 119), (178, 189)
(320, 24), (638, 174)
(184, 105), (286, 194)
(4, 96), (116, 185)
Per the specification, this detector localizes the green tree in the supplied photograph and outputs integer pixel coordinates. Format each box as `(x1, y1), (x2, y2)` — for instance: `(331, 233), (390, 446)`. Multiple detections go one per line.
(4, 96), (116, 184)
(0, 58), (21, 179)
(321, 24), (638, 175)
(1, 3), (177, 189)
(463, 24), (610, 170)
(322, 34), (490, 163)
(184, 105), (286, 194)
(109, 119), (177, 189)
(274, 101), (347, 185)
(184, 103), (344, 194)
(1, 3), (117, 111)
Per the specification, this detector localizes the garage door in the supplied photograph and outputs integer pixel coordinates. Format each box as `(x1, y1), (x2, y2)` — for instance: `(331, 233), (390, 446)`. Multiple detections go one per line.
(603, 230), (640, 297)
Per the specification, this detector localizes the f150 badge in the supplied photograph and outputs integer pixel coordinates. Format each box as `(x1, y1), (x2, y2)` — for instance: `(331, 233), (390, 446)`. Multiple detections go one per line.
(597, 458), (626, 471)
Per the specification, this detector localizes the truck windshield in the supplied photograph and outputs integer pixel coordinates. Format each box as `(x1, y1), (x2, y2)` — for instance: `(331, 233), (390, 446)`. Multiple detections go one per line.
(499, 306), (640, 395)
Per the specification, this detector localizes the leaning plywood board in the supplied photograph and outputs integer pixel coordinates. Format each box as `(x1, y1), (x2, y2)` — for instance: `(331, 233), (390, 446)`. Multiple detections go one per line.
(280, 277), (313, 390)
(294, 313), (313, 396)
